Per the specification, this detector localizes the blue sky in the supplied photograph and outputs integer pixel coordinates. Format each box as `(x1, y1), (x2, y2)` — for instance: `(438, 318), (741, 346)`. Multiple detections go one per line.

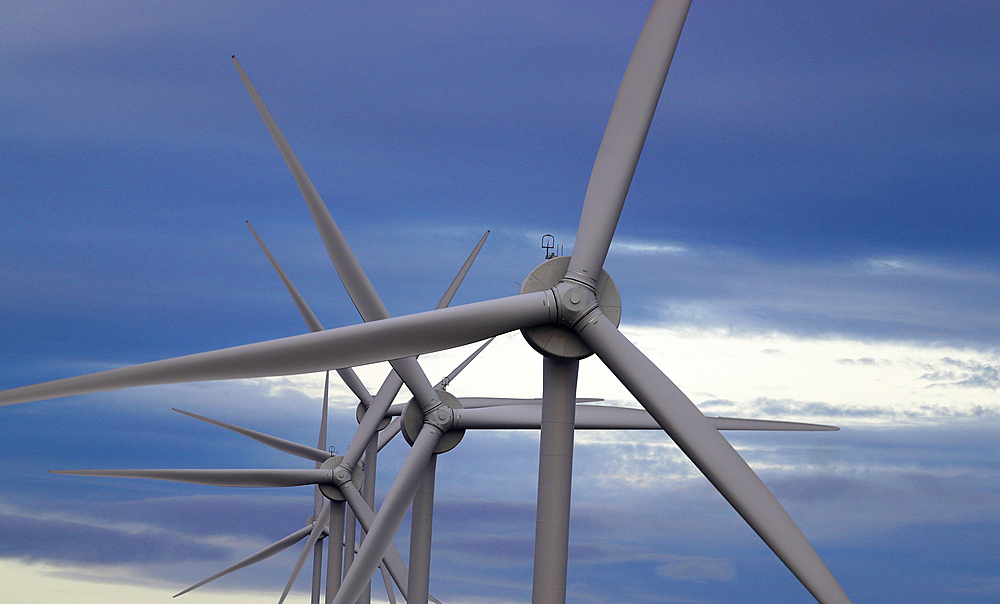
(1, 1), (998, 603)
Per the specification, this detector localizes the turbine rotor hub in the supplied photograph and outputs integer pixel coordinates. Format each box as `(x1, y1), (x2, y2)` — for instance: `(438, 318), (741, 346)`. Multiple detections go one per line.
(519, 256), (621, 360)
(320, 454), (362, 501)
(401, 389), (466, 453)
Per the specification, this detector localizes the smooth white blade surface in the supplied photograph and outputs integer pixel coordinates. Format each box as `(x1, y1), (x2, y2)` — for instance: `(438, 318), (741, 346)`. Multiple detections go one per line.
(333, 427), (442, 604)
(173, 408), (331, 464)
(577, 311), (851, 604)
(278, 500), (331, 604)
(234, 56), (389, 323)
(174, 524), (314, 597)
(452, 404), (838, 431)
(51, 468), (332, 488)
(0, 291), (554, 407)
(566, 0), (691, 284)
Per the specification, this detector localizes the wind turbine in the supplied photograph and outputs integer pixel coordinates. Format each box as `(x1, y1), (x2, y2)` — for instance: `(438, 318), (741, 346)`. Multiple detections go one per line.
(0, 1), (853, 603)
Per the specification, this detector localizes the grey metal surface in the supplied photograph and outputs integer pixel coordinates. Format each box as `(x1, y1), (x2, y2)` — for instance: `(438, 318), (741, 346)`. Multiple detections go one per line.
(577, 309), (851, 604)
(564, 0), (692, 287)
(531, 358), (579, 604)
(0, 291), (555, 407)
(334, 427), (442, 604)
(173, 408), (332, 464)
(51, 468), (333, 488)
(407, 455), (437, 604)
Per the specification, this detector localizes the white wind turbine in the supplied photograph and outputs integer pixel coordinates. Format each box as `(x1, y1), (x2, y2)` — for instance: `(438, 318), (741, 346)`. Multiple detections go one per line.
(0, 1), (854, 603)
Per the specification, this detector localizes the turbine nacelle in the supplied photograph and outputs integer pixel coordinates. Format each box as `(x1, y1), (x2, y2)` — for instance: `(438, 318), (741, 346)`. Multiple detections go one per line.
(519, 256), (622, 360)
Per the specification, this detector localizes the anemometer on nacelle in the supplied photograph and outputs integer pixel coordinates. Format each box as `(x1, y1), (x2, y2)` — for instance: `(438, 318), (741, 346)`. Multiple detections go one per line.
(541, 234), (563, 259)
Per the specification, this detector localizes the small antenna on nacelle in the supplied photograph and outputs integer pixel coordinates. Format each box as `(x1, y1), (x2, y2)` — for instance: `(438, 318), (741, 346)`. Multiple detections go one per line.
(542, 234), (556, 259)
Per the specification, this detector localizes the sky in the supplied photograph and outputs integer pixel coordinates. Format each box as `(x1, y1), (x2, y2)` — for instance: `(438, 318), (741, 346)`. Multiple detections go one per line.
(1, 0), (998, 603)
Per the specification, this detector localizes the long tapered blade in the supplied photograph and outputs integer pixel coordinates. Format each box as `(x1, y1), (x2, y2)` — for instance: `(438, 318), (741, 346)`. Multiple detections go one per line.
(234, 57), (389, 323)
(576, 311), (851, 604)
(175, 524), (314, 597)
(452, 404), (838, 431)
(51, 468), (332, 488)
(0, 291), (554, 407)
(340, 482), (413, 600)
(278, 500), (331, 604)
(377, 417), (403, 451)
(434, 230), (489, 310)
(247, 221), (373, 406)
(386, 397), (603, 417)
(173, 408), (331, 464)
(247, 220), (326, 333)
(379, 562), (397, 604)
(340, 230), (501, 470)
(565, 0), (691, 284)
(333, 426), (442, 604)
(433, 337), (494, 390)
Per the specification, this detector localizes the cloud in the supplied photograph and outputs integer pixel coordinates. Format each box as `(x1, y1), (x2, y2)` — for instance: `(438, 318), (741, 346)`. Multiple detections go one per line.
(655, 554), (736, 583)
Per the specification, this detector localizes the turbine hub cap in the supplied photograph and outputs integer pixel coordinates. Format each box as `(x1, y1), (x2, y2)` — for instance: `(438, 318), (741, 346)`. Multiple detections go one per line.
(519, 256), (621, 360)
(320, 455), (362, 501)
(401, 389), (466, 453)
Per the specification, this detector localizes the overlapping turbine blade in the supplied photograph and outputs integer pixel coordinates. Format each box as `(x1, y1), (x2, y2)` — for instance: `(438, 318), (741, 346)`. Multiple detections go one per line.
(51, 468), (332, 488)
(452, 404), (838, 431)
(334, 427), (443, 604)
(175, 524), (313, 597)
(435, 230), (489, 309)
(378, 562), (397, 604)
(339, 482), (413, 600)
(434, 337), (494, 390)
(708, 417), (839, 432)
(339, 231), (501, 471)
(278, 500), (331, 604)
(0, 291), (554, 407)
(238, 57), (465, 425)
(342, 371), (405, 471)
(565, 0), (691, 283)
(247, 221), (372, 406)
(576, 310), (851, 604)
(173, 408), (331, 464)
(377, 417), (402, 451)
(386, 397), (601, 417)
(234, 56), (388, 323)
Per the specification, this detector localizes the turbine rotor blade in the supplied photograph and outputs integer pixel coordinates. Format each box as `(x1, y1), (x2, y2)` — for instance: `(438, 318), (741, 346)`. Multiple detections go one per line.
(0, 291), (555, 407)
(247, 221), (373, 406)
(51, 468), (332, 488)
(576, 311), (851, 604)
(234, 57), (388, 323)
(340, 481), (413, 601)
(247, 220), (325, 333)
(174, 525), (313, 597)
(565, 0), (691, 284)
(452, 404), (839, 431)
(434, 230), (490, 310)
(434, 337), (494, 390)
(333, 426), (442, 604)
(173, 408), (331, 464)
(278, 500), (331, 604)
